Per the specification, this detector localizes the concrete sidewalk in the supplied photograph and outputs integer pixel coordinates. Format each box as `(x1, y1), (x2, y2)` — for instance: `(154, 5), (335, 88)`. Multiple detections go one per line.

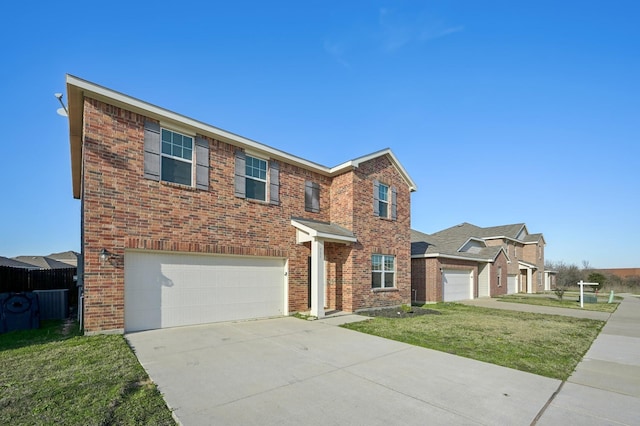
(537, 294), (640, 425)
(462, 294), (640, 424)
(459, 297), (612, 321)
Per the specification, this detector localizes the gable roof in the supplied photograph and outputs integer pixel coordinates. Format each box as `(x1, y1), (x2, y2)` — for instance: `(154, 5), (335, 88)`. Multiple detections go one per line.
(65, 75), (417, 199)
(47, 251), (79, 267)
(410, 229), (506, 263)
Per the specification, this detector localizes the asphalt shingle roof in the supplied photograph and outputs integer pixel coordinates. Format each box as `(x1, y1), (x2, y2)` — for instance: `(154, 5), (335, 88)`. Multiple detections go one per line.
(12, 256), (76, 270)
(0, 256), (40, 269)
(412, 222), (542, 262)
(291, 217), (356, 240)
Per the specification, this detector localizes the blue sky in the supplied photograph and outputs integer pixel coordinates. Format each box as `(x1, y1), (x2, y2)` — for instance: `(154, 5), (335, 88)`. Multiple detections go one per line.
(1, 1), (638, 267)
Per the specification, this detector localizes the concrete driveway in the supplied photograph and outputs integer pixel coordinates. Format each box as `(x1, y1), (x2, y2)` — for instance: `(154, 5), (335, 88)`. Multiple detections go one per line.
(126, 315), (559, 425)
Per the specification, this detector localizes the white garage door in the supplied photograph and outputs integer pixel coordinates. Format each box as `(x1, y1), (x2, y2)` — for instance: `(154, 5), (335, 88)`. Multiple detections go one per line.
(443, 269), (473, 302)
(124, 251), (286, 332)
(507, 275), (518, 294)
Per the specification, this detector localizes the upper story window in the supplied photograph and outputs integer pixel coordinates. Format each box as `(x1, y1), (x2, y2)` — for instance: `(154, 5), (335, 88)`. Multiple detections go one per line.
(373, 180), (397, 220)
(378, 184), (389, 218)
(234, 149), (280, 205)
(245, 155), (267, 201)
(161, 129), (193, 186)
(305, 181), (320, 213)
(143, 121), (209, 190)
(372, 254), (395, 289)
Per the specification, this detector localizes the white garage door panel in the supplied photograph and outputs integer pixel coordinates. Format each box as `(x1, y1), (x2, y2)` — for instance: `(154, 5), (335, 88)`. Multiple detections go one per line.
(125, 251), (285, 332)
(443, 269), (473, 302)
(507, 275), (517, 294)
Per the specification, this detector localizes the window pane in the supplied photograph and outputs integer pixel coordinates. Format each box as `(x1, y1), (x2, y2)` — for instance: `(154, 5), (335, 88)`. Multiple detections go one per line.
(161, 129), (194, 161)
(162, 141), (172, 155)
(384, 256), (394, 271)
(372, 255), (382, 271)
(384, 273), (394, 288)
(161, 157), (192, 186)
(379, 201), (388, 218)
(379, 184), (388, 202)
(372, 272), (382, 288)
(184, 136), (193, 150)
(245, 156), (267, 180)
(246, 178), (266, 200)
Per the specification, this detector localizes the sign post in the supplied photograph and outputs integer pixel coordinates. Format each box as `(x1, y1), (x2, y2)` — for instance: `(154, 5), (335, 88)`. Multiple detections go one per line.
(578, 280), (600, 308)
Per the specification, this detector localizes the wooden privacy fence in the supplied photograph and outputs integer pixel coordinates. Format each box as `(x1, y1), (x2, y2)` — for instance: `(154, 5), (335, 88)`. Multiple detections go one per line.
(0, 266), (78, 306)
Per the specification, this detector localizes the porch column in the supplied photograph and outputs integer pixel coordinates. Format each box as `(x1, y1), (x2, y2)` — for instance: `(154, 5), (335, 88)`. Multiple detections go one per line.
(527, 269), (533, 294)
(310, 238), (325, 318)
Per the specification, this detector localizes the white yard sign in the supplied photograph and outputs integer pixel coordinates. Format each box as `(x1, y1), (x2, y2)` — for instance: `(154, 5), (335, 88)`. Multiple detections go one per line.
(578, 280), (599, 308)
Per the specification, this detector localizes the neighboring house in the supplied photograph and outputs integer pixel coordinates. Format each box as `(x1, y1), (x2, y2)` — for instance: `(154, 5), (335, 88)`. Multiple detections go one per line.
(0, 256), (40, 270)
(12, 256), (75, 270)
(47, 251), (80, 268)
(411, 222), (548, 303)
(64, 75), (417, 334)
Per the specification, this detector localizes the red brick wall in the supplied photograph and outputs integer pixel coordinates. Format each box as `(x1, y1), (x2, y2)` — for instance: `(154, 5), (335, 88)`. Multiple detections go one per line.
(348, 157), (412, 311)
(522, 242), (545, 291)
(411, 258), (426, 303)
(81, 97), (412, 331)
(490, 251), (509, 296)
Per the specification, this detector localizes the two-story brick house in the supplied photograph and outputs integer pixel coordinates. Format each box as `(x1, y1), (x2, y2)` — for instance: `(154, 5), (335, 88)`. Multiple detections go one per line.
(65, 75), (417, 333)
(411, 222), (547, 302)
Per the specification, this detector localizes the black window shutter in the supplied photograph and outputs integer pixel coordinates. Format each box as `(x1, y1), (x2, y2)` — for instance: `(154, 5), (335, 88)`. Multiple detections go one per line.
(391, 186), (398, 220)
(269, 160), (280, 205)
(195, 136), (209, 190)
(234, 149), (246, 198)
(305, 181), (320, 213)
(373, 179), (380, 216)
(143, 121), (160, 181)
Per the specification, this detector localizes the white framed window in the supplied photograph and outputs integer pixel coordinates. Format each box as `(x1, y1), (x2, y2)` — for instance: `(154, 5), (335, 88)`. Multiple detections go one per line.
(378, 183), (389, 218)
(161, 128), (193, 186)
(245, 155), (267, 201)
(372, 254), (395, 289)
(498, 266), (502, 287)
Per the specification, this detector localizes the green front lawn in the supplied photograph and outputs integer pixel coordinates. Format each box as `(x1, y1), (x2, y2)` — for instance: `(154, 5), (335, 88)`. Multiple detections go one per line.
(343, 303), (604, 380)
(0, 320), (175, 425)
(497, 293), (620, 313)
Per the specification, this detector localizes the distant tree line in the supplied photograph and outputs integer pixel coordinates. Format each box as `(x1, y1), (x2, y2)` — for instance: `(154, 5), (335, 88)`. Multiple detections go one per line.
(546, 260), (640, 293)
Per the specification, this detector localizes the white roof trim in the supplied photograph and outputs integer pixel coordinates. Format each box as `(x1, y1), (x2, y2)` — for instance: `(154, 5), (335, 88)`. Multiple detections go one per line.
(331, 149), (417, 191)
(518, 260), (538, 269)
(66, 74), (417, 191)
(412, 253), (492, 263)
(457, 237), (487, 252)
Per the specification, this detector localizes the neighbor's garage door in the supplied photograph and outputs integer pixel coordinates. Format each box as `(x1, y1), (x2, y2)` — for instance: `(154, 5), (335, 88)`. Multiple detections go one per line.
(507, 275), (518, 294)
(124, 251), (286, 332)
(443, 269), (473, 302)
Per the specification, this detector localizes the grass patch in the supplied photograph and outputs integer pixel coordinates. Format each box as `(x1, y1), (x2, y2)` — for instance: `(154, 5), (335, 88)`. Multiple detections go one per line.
(342, 303), (604, 380)
(497, 293), (619, 313)
(0, 320), (175, 425)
